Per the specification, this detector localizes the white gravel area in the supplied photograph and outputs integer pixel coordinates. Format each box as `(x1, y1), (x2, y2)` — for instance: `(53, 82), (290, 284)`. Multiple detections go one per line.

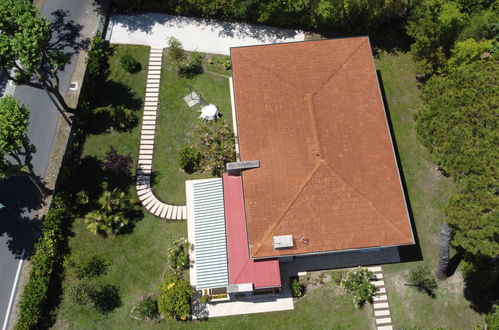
(107, 13), (305, 55)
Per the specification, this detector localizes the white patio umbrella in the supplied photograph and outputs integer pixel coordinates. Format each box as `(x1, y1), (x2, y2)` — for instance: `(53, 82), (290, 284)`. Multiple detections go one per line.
(199, 104), (219, 121)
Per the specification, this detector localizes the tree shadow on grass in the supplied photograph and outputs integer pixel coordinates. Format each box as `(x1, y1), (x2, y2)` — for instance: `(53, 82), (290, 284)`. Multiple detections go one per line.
(95, 80), (143, 110)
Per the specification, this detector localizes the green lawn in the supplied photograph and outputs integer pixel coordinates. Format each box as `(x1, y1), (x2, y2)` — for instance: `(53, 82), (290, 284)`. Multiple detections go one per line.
(55, 45), (483, 329)
(374, 51), (484, 328)
(152, 54), (233, 205)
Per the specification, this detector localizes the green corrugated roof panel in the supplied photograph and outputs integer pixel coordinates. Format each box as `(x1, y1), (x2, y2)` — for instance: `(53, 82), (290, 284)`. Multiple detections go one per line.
(192, 178), (228, 289)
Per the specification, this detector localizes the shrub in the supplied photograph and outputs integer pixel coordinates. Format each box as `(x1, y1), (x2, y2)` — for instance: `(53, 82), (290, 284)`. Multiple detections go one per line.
(223, 57), (231, 70)
(158, 275), (192, 320)
(179, 52), (204, 77)
(167, 238), (190, 276)
(199, 295), (209, 304)
(110, 105), (137, 131)
(68, 255), (109, 279)
(67, 281), (95, 306)
(290, 277), (305, 297)
(120, 53), (141, 73)
(341, 267), (377, 308)
(406, 264), (438, 297)
(76, 190), (89, 205)
(136, 296), (159, 319)
(104, 146), (132, 174)
(16, 197), (69, 329)
(178, 145), (201, 174)
(84, 188), (137, 235)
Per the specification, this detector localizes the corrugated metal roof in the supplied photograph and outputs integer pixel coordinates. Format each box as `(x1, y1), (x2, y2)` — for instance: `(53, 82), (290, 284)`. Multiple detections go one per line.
(191, 178), (228, 289)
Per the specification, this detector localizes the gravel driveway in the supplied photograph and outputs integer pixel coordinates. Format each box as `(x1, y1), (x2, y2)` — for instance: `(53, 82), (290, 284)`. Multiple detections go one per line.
(107, 13), (305, 55)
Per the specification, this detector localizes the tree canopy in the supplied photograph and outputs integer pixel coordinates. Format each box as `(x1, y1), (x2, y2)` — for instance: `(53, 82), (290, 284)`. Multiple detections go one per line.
(0, 95), (49, 195)
(0, 0), (85, 114)
(415, 59), (498, 179)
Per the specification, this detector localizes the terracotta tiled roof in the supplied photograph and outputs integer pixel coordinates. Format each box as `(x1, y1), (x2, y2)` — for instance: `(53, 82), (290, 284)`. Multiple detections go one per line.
(230, 37), (414, 258)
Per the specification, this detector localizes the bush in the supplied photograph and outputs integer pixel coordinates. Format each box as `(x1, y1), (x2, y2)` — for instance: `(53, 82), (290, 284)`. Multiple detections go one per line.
(86, 34), (109, 81)
(158, 275), (192, 320)
(167, 238), (190, 276)
(406, 264), (438, 297)
(120, 53), (141, 73)
(290, 277), (305, 297)
(104, 146), (132, 174)
(190, 121), (237, 176)
(340, 267), (377, 308)
(136, 296), (159, 319)
(68, 255), (108, 279)
(16, 197), (69, 329)
(178, 145), (201, 174)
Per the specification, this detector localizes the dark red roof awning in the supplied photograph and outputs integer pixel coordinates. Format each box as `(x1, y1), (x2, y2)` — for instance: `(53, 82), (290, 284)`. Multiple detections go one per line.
(223, 173), (281, 289)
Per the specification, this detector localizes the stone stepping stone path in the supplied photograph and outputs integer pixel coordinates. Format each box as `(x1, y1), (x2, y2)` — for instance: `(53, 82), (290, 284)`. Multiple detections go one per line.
(136, 47), (187, 220)
(368, 266), (393, 330)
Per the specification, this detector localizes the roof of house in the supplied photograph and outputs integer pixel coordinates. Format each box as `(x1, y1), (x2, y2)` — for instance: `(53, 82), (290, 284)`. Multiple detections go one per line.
(230, 37), (414, 259)
(223, 173), (281, 288)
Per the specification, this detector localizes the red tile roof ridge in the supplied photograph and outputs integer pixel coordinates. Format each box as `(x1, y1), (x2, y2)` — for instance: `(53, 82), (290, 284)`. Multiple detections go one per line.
(311, 38), (367, 98)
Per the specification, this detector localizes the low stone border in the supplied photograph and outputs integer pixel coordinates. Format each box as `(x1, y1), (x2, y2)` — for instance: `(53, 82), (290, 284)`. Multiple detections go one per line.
(135, 47), (187, 220)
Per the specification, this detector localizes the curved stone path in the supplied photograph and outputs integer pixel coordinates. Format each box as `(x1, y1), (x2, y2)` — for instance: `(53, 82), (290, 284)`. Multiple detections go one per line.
(136, 47), (187, 220)
(368, 266), (393, 330)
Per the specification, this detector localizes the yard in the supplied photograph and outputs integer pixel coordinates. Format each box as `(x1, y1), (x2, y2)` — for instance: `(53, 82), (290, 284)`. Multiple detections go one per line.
(152, 52), (233, 205)
(375, 52), (484, 328)
(53, 44), (483, 329)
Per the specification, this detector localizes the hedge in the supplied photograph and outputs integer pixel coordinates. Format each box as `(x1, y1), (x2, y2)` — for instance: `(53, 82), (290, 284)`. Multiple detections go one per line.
(15, 198), (69, 330)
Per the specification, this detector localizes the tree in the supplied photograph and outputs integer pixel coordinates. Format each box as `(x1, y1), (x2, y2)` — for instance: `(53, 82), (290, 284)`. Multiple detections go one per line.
(0, 0), (85, 116)
(446, 175), (498, 258)
(167, 37), (187, 74)
(447, 38), (494, 67)
(0, 96), (50, 195)
(157, 275), (192, 320)
(407, 0), (465, 75)
(406, 264), (438, 296)
(415, 59), (498, 179)
(84, 188), (136, 235)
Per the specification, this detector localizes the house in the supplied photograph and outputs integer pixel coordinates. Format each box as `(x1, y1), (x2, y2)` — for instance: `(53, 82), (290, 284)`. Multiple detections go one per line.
(186, 37), (414, 302)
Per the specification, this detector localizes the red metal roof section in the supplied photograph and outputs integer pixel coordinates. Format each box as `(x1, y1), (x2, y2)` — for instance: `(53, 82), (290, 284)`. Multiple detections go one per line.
(223, 173), (281, 288)
(230, 37), (415, 258)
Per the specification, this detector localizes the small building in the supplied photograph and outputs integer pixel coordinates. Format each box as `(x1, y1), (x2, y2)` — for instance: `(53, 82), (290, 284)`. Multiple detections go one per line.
(186, 36), (414, 303)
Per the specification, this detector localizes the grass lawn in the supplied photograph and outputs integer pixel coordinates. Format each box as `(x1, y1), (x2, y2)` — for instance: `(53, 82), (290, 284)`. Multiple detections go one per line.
(374, 51), (484, 328)
(55, 45), (482, 329)
(152, 53), (233, 205)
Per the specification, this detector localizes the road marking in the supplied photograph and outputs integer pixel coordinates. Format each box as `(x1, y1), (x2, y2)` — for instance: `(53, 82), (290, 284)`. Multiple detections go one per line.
(2, 250), (25, 330)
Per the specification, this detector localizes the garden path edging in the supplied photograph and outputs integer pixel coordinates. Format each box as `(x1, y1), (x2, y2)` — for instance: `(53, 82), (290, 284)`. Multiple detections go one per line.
(136, 47), (187, 220)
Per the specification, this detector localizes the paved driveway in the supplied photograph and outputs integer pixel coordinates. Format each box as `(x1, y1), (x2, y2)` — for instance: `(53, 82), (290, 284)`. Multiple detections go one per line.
(107, 13), (305, 55)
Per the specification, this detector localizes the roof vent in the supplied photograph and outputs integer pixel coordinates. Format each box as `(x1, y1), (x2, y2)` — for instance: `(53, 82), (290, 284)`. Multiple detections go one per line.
(273, 235), (294, 250)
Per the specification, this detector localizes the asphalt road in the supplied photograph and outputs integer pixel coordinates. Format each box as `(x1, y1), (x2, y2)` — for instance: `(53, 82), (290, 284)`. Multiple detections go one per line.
(0, 0), (99, 328)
